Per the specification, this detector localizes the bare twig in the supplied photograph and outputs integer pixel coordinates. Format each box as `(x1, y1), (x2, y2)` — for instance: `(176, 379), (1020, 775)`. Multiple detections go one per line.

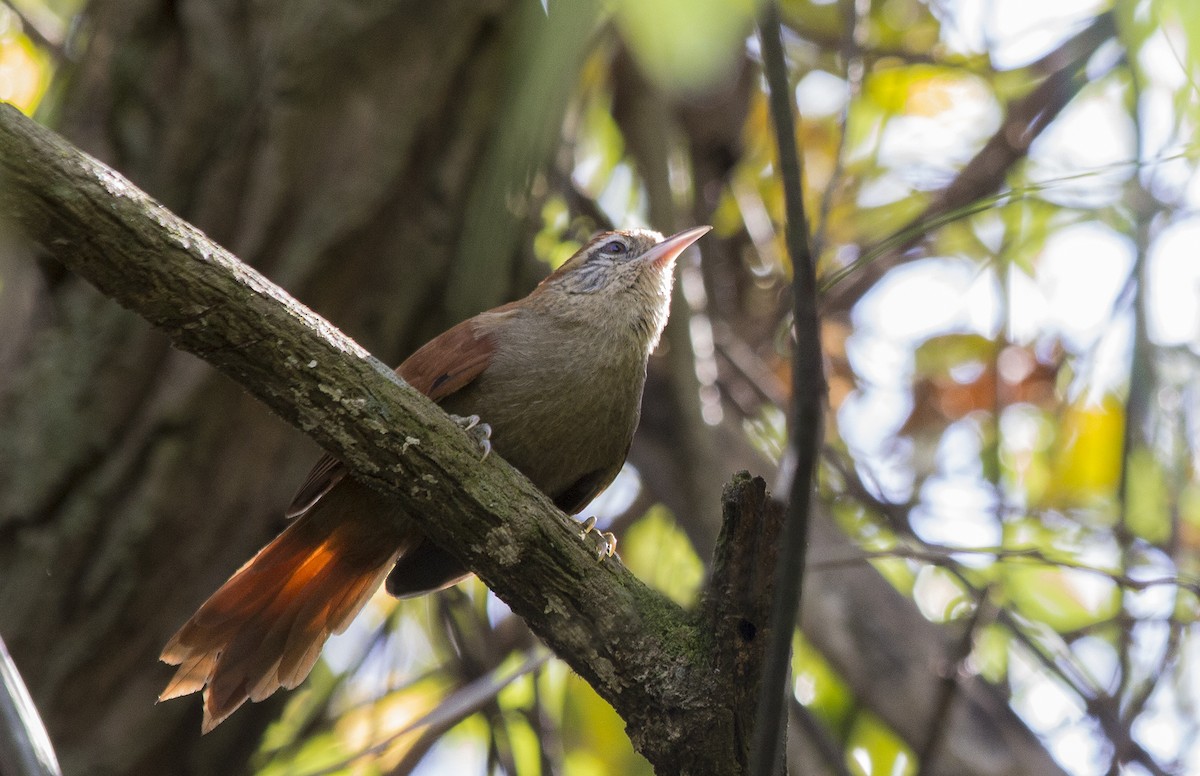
(304, 650), (550, 776)
(810, 545), (1200, 596)
(752, 4), (825, 775)
(914, 591), (994, 776)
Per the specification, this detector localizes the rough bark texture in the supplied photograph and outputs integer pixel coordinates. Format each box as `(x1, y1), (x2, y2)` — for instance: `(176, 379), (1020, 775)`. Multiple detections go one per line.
(700, 474), (785, 773)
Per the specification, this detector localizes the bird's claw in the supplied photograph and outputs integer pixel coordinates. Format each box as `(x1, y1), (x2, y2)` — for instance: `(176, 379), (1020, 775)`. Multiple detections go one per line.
(579, 516), (617, 561)
(450, 414), (492, 460)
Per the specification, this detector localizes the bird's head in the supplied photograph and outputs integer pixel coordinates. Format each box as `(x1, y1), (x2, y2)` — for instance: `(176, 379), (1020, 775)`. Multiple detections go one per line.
(536, 226), (711, 349)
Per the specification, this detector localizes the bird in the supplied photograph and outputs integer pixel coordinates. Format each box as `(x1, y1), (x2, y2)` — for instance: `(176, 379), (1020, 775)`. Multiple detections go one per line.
(158, 225), (711, 732)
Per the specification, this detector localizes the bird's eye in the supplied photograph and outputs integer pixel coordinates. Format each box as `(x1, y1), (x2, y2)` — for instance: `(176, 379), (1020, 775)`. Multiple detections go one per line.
(603, 240), (627, 255)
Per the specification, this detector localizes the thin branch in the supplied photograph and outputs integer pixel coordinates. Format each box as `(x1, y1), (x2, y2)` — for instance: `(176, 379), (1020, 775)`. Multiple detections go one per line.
(312, 651), (550, 776)
(780, 15), (966, 70)
(1105, 61), (1171, 776)
(753, 4), (825, 775)
(810, 545), (1200, 596)
(824, 443), (1184, 776)
(914, 590), (995, 776)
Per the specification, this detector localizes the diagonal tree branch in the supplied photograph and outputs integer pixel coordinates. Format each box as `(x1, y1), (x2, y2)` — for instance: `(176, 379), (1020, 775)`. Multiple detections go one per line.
(0, 102), (746, 775)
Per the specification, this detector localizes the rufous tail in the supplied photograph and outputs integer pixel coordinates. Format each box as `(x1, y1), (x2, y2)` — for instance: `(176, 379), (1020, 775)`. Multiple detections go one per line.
(159, 507), (407, 732)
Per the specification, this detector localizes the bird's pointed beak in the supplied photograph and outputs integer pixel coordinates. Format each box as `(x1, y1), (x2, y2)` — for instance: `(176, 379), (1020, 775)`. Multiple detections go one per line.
(640, 225), (712, 269)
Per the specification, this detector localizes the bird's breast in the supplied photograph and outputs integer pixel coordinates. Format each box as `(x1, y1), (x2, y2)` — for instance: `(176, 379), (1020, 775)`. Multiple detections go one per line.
(438, 319), (647, 502)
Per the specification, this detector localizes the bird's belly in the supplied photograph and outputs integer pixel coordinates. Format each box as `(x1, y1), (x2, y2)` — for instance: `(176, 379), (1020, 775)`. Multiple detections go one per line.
(439, 363), (642, 502)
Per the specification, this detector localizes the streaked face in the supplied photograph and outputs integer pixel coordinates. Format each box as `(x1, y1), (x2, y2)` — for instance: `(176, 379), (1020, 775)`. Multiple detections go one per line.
(549, 229), (667, 296)
(539, 226), (709, 349)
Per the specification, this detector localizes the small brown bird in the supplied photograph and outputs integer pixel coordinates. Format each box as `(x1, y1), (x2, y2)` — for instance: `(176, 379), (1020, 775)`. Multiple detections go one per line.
(159, 225), (711, 731)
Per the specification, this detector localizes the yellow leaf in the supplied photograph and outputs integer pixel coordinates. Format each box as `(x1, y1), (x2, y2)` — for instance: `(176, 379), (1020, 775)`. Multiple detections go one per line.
(864, 66), (990, 118)
(562, 674), (652, 775)
(0, 30), (51, 114)
(793, 633), (855, 731)
(1047, 396), (1125, 509)
(971, 623), (1010, 683)
(1179, 481), (1200, 564)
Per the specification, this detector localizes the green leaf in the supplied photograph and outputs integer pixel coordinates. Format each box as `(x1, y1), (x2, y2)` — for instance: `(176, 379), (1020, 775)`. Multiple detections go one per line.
(913, 565), (974, 623)
(913, 333), (995, 377)
(621, 506), (705, 606)
(611, 0), (758, 94)
(1124, 447), (1171, 545)
(562, 674), (653, 775)
(793, 633), (856, 736)
(972, 622), (1010, 683)
(845, 712), (917, 776)
(1002, 564), (1119, 633)
(0, 24), (53, 113)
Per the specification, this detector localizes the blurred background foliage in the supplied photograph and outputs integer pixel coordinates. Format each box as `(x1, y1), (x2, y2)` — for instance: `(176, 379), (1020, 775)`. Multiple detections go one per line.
(3, 0), (1200, 774)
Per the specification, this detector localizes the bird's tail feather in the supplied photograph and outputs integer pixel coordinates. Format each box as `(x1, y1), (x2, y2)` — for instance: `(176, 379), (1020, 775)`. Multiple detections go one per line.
(159, 507), (407, 732)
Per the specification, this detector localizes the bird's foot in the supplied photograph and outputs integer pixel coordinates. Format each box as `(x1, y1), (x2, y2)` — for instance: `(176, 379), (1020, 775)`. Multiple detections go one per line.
(450, 414), (492, 460)
(579, 516), (617, 561)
